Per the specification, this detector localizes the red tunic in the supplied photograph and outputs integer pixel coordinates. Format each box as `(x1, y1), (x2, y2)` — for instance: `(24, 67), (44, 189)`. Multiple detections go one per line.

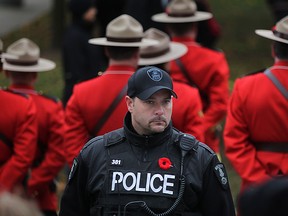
(169, 37), (230, 153)
(172, 81), (204, 142)
(224, 61), (288, 191)
(0, 89), (37, 191)
(9, 85), (66, 211)
(65, 65), (135, 167)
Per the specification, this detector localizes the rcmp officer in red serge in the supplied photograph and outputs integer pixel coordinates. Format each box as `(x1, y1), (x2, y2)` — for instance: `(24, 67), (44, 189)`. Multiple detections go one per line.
(0, 39), (38, 192)
(64, 14), (157, 167)
(59, 66), (235, 216)
(2, 38), (66, 216)
(152, 0), (230, 159)
(138, 28), (205, 142)
(224, 16), (288, 192)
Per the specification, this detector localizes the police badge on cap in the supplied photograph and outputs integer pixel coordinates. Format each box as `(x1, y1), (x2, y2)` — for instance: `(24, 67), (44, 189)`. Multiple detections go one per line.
(147, 68), (163, 81)
(127, 66), (177, 100)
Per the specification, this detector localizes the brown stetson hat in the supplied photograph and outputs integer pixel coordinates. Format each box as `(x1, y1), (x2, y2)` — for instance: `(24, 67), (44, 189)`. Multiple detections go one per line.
(138, 28), (187, 66)
(2, 38), (55, 72)
(89, 14), (158, 47)
(152, 0), (212, 23)
(255, 15), (288, 44)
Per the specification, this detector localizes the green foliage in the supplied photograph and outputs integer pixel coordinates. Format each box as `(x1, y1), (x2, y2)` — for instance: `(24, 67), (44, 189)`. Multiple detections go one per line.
(211, 0), (274, 81)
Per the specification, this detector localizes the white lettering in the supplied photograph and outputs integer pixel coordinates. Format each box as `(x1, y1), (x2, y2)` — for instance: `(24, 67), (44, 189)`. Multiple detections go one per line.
(150, 174), (163, 193)
(123, 172), (136, 191)
(111, 172), (123, 191)
(145, 173), (151, 192)
(136, 172), (145, 192)
(163, 175), (175, 195)
(110, 171), (176, 195)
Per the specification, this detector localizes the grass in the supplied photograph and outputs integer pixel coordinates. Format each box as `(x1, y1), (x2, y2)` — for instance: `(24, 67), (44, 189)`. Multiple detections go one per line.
(0, 0), (276, 210)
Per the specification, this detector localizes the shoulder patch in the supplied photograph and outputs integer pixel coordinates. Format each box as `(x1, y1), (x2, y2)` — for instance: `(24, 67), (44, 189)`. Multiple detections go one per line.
(68, 158), (78, 182)
(214, 163), (229, 190)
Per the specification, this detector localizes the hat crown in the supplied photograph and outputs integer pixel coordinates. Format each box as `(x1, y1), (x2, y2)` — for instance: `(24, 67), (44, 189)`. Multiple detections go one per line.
(128, 66), (177, 100)
(275, 16), (288, 34)
(6, 38), (39, 63)
(106, 14), (144, 39)
(167, 0), (197, 16)
(140, 28), (170, 56)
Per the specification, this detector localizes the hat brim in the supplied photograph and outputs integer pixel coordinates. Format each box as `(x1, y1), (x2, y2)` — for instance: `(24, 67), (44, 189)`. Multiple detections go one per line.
(137, 86), (177, 100)
(89, 38), (158, 47)
(138, 42), (188, 66)
(3, 58), (56, 72)
(152, 11), (212, 23)
(255, 29), (288, 44)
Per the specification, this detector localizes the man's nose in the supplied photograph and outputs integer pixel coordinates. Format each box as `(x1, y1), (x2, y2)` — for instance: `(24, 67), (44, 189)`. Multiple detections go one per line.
(154, 104), (164, 115)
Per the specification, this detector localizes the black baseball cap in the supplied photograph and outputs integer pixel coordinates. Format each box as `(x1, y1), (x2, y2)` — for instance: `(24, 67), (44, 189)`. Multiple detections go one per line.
(127, 66), (177, 100)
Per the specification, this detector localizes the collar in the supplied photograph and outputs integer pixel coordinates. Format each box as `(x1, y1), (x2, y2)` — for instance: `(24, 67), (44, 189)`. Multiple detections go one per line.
(104, 65), (136, 75)
(9, 84), (38, 95)
(123, 112), (173, 148)
(172, 37), (199, 46)
(274, 60), (288, 68)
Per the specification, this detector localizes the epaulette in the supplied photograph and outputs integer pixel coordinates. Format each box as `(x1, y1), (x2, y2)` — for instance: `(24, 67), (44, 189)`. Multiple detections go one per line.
(241, 68), (266, 77)
(38, 92), (60, 103)
(199, 141), (215, 154)
(104, 128), (126, 147)
(2, 87), (29, 99)
(81, 135), (104, 151)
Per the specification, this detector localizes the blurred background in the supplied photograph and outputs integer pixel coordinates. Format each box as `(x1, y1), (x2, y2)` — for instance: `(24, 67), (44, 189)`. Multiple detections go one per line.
(0, 0), (276, 208)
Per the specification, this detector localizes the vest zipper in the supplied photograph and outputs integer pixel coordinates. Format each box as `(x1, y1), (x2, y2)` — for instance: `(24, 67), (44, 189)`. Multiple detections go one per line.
(143, 136), (149, 162)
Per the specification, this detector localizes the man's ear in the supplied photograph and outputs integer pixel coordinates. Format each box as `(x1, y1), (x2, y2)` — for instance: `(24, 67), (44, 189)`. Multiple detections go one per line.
(125, 95), (134, 113)
(271, 43), (275, 58)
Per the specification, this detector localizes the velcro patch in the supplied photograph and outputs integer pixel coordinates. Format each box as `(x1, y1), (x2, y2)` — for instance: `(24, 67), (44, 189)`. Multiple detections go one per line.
(214, 163), (228, 190)
(110, 159), (123, 166)
(108, 170), (179, 198)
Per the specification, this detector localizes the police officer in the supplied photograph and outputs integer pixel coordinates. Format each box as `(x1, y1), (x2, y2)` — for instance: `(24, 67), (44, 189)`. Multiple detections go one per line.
(152, 0), (230, 159)
(59, 66), (235, 216)
(3, 38), (66, 216)
(224, 16), (288, 192)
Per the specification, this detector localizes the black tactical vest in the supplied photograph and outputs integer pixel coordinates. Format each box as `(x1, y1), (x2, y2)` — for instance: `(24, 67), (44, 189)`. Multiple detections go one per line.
(89, 128), (201, 216)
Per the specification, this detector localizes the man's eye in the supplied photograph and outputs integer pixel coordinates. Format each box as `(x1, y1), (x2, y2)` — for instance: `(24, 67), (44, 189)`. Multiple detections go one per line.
(164, 99), (171, 104)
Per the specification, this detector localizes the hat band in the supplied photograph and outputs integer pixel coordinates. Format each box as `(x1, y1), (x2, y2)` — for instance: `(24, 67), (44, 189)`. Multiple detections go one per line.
(167, 11), (195, 17)
(107, 36), (142, 43)
(141, 47), (170, 58)
(273, 30), (288, 40)
(6, 58), (38, 66)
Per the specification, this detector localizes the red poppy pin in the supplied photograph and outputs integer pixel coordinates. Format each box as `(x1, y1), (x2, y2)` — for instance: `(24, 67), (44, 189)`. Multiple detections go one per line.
(158, 157), (172, 170)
